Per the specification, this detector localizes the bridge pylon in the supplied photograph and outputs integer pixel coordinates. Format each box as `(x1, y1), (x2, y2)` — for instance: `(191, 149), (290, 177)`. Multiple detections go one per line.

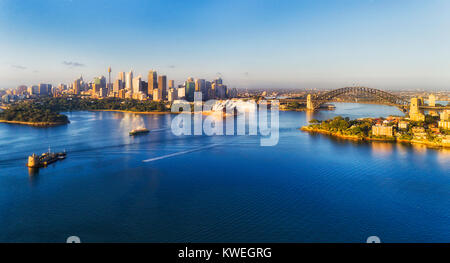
(307, 94), (314, 110)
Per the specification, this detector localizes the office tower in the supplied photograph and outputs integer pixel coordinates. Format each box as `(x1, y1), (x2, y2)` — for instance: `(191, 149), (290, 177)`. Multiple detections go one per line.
(158, 75), (167, 100)
(206, 81), (212, 99)
(214, 78), (223, 85)
(141, 81), (148, 96)
(177, 86), (186, 99)
(153, 89), (160, 101)
(168, 88), (177, 102)
(169, 80), (175, 89)
(28, 85), (39, 95)
(125, 71), (133, 93)
(195, 79), (206, 99)
(93, 76), (106, 96)
(185, 79), (195, 101)
(73, 78), (81, 95)
(118, 72), (125, 84)
(187, 77), (194, 82)
(148, 70), (157, 96)
(38, 84), (47, 95)
(113, 79), (122, 93)
(132, 75), (142, 95)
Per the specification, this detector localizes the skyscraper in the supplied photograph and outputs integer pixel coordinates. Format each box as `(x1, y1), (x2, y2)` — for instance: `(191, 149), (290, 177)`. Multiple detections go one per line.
(125, 70), (133, 93)
(169, 80), (175, 89)
(133, 75), (142, 95)
(158, 75), (167, 100)
(148, 70), (157, 97)
(185, 79), (195, 101)
(195, 79), (206, 99)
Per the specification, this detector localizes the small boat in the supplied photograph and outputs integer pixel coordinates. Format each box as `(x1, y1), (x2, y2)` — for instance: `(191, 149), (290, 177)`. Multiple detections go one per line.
(129, 128), (150, 136)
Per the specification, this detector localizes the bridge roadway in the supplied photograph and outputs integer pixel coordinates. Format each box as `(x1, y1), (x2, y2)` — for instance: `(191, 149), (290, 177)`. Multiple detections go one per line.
(278, 98), (450, 110)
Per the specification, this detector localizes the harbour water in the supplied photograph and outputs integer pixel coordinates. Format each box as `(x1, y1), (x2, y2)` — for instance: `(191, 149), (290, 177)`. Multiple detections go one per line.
(0, 103), (449, 242)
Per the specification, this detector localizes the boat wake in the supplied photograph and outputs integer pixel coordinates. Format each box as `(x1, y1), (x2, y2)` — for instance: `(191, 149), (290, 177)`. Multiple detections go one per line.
(142, 144), (220, 163)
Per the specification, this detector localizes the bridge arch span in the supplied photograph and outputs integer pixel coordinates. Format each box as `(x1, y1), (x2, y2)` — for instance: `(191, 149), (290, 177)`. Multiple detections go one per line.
(308, 87), (409, 110)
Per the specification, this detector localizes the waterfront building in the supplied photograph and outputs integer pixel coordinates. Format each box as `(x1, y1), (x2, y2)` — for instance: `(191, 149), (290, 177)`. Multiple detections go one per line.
(438, 121), (450, 129)
(409, 97), (425, 121)
(372, 125), (393, 137)
(148, 70), (157, 97)
(412, 127), (427, 139)
(398, 121), (409, 130)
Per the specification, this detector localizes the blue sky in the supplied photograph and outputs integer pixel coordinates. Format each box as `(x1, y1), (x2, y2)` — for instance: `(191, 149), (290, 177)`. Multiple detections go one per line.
(0, 0), (449, 90)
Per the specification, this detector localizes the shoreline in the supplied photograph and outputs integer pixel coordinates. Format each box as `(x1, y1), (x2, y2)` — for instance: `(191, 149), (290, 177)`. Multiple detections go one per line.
(300, 126), (449, 149)
(87, 109), (175, 115)
(0, 119), (69, 127)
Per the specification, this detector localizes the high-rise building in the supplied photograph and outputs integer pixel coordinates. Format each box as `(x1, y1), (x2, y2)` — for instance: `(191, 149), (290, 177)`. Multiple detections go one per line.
(195, 79), (206, 99)
(409, 97), (425, 121)
(168, 88), (177, 102)
(148, 70), (157, 96)
(169, 80), (175, 89)
(185, 80), (195, 101)
(158, 75), (167, 100)
(177, 86), (186, 99)
(125, 70), (133, 93)
(133, 75), (142, 95)
(206, 81), (212, 99)
(73, 78), (81, 95)
(118, 72), (125, 83)
(38, 83), (49, 95)
(113, 79), (122, 94)
(153, 89), (161, 101)
(28, 85), (39, 95)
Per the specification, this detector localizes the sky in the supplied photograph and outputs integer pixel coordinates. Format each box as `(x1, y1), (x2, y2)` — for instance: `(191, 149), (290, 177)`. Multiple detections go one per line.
(0, 0), (449, 90)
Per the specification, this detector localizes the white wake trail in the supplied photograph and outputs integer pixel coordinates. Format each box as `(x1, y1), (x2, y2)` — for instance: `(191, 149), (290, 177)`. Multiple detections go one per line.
(142, 144), (220, 163)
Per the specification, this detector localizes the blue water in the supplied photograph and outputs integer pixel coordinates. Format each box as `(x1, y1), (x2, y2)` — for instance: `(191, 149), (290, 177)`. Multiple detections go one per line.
(0, 103), (449, 242)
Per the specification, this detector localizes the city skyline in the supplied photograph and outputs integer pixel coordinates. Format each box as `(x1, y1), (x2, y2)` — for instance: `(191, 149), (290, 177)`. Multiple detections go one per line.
(1, 0), (450, 90)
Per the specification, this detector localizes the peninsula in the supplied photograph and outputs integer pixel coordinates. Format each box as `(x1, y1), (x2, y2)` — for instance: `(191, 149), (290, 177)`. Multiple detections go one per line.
(301, 115), (450, 148)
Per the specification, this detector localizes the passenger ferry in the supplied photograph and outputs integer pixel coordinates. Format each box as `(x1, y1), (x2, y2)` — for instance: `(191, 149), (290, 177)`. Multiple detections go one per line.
(129, 128), (150, 136)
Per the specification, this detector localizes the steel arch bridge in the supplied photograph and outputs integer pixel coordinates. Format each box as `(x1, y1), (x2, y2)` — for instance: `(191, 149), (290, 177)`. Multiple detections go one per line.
(308, 86), (409, 110)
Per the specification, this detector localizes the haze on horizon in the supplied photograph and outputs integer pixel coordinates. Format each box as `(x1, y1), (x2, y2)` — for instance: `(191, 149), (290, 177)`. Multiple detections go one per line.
(0, 0), (449, 91)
